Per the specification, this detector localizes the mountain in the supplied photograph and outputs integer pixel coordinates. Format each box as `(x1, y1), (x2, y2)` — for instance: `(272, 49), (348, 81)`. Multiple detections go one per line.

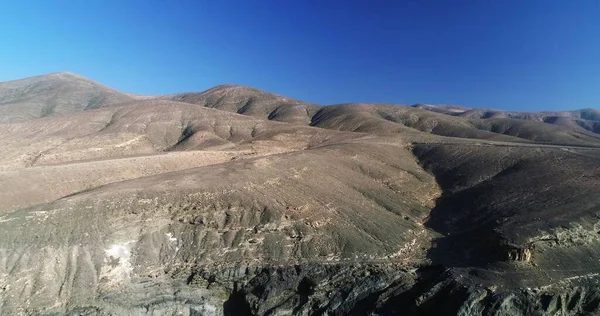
(161, 84), (322, 125)
(414, 104), (600, 135)
(0, 73), (600, 315)
(311, 103), (600, 146)
(0, 72), (133, 123)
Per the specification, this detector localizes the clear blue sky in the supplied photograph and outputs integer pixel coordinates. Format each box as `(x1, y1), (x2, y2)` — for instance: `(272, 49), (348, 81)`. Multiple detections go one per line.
(1, 0), (599, 111)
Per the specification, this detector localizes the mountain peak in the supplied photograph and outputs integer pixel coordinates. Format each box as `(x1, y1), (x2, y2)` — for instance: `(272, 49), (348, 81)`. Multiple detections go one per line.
(42, 71), (95, 82)
(0, 72), (95, 85)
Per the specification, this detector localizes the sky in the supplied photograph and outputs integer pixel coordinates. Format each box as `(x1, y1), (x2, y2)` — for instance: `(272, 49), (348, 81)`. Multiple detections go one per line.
(0, 0), (599, 111)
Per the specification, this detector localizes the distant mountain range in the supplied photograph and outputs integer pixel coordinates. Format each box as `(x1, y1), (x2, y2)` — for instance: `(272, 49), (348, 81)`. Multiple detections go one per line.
(3, 72), (599, 146)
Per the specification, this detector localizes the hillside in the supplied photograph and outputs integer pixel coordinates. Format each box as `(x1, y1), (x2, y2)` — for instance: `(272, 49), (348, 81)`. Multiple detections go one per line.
(415, 104), (600, 136)
(311, 103), (600, 146)
(0, 73), (599, 315)
(161, 85), (321, 125)
(0, 72), (133, 123)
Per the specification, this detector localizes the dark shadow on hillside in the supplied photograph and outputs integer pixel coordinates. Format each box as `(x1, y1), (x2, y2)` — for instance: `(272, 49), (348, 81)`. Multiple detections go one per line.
(424, 193), (508, 268)
(223, 289), (252, 316)
(373, 266), (472, 316)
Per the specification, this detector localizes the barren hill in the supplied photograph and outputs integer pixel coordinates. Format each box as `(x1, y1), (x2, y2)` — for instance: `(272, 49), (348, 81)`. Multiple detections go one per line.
(161, 85), (321, 125)
(311, 103), (600, 146)
(0, 72), (133, 123)
(0, 73), (599, 315)
(414, 104), (600, 135)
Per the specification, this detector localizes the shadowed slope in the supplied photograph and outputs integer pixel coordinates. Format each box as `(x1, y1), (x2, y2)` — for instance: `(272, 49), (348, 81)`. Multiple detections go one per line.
(413, 142), (600, 279)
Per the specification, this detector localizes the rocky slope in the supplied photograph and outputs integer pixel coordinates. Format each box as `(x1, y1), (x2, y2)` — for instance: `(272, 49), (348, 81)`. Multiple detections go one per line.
(0, 73), (599, 315)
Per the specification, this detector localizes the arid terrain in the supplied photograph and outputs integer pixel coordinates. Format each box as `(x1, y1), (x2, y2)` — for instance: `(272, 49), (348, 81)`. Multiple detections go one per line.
(1, 73), (599, 315)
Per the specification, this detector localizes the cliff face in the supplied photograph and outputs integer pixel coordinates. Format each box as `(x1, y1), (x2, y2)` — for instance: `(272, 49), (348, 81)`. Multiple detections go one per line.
(1, 73), (600, 315)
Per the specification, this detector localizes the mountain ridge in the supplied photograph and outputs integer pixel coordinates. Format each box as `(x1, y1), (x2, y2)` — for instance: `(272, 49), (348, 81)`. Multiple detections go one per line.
(2, 72), (600, 147)
(2, 71), (598, 122)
